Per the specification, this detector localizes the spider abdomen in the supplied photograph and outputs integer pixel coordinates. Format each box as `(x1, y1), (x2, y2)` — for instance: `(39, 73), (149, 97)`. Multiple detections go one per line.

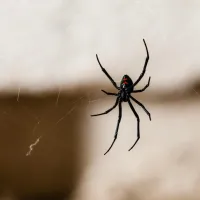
(120, 75), (134, 93)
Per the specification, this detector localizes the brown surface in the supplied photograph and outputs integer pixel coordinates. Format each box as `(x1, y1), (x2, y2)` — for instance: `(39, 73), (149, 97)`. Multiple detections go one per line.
(0, 79), (199, 199)
(0, 91), (87, 199)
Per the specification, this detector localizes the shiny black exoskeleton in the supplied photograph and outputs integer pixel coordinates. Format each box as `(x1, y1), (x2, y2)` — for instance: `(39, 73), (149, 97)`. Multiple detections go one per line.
(119, 75), (134, 102)
(91, 39), (151, 155)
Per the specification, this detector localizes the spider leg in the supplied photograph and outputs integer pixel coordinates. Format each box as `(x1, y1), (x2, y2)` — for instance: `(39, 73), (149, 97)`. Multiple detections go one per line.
(91, 97), (119, 117)
(104, 100), (122, 155)
(127, 99), (140, 151)
(132, 39), (149, 87)
(129, 95), (151, 120)
(132, 77), (151, 93)
(96, 54), (119, 90)
(101, 90), (118, 96)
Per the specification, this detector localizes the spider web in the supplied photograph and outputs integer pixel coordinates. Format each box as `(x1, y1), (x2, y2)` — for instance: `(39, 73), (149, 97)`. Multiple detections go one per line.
(24, 88), (85, 156)
(12, 86), (84, 156)
(23, 86), (107, 156)
(6, 79), (199, 157)
(15, 87), (43, 156)
(192, 88), (200, 97)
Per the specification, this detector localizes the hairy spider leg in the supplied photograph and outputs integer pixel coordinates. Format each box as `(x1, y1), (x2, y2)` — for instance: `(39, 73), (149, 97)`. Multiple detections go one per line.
(132, 77), (151, 93)
(96, 54), (119, 90)
(91, 97), (119, 117)
(101, 90), (118, 96)
(127, 99), (140, 151)
(129, 95), (151, 120)
(104, 100), (122, 155)
(132, 39), (149, 87)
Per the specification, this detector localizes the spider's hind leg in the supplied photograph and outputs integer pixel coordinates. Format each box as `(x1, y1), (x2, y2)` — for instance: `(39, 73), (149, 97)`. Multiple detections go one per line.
(104, 100), (122, 155)
(127, 99), (140, 151)
(129, 95), (151, 121)
(101, 90), (118, 96)
(91, 97), (119, 117)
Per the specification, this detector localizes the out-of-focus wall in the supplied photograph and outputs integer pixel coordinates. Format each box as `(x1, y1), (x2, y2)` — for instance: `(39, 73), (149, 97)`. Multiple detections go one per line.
(0, 1), (200, 200)
(74, 83), (200, 200)
(0, 82), (200, 200)
(0, 0), (199, 91)
(0, 91), (88, 199)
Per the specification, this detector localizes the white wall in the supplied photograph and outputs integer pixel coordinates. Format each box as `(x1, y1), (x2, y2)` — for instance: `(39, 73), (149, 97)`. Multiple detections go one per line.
(0, 0), (199, 90)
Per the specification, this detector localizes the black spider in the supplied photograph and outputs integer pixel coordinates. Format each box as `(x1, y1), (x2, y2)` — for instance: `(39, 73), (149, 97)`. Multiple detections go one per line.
(91, 39), (151, 155)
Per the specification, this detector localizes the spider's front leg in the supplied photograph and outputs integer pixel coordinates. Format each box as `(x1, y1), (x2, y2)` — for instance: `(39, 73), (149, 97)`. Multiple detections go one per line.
(132, 77), (151, 93)
(132, 39), (149, 87)
(96, 54), (120, 90)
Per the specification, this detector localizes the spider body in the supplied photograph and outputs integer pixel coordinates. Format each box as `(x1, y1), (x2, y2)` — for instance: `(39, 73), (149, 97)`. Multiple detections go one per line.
(120, 75), (134, 102)
(91, 39), (151, 155)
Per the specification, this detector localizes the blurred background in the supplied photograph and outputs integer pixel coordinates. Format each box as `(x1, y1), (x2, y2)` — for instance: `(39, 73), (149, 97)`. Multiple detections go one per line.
(0, 0), (200, 200)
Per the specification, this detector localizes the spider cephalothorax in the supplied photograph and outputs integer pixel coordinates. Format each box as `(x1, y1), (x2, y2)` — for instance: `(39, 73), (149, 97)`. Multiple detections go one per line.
(91, 39), (151, 155)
